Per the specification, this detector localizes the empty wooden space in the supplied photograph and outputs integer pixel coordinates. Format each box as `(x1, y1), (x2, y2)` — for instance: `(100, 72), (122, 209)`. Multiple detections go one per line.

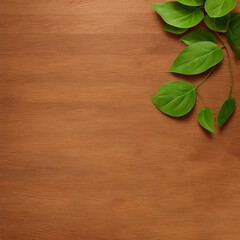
(0, 1), (240, 239)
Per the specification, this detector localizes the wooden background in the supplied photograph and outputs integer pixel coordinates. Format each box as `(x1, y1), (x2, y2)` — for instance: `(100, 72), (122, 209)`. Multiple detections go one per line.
(0, 0), (240, 239)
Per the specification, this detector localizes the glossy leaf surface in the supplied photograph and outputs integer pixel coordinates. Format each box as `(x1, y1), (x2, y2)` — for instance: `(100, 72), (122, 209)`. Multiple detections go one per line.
(152, 81), (196, 117)
(227, 13), (240, 58)
(198, 107), (214, 133)
(178, 0), (205, 6)
(162, 24), (188, 34)
(205, 0), (237, 18)
(151, 2), (204, 28)
(217, 97), (236, 127)
(169, 41), (224, 75)
(180, 29), (217, 45)
(204, 14), (229, 33)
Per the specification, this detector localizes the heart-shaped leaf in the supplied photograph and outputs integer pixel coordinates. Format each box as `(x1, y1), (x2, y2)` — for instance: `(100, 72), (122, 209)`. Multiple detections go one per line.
(198, 107), (214, 133)
(169, 41), (224, 75)
(217, 97), (236, 127)
(204, 14), (229, 33)
(152, 81), (196, 117)
(227, 13), (240, 58)
(205, 0), (237, 18)
(180, 29), (217, 45)
(151, 2), (204, 28)
(162, 24), (188, 34)
(178, 0), (205, 6)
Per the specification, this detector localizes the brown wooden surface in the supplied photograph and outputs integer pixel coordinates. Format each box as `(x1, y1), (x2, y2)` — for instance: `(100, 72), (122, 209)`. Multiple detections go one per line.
(0, 1), (240, 239)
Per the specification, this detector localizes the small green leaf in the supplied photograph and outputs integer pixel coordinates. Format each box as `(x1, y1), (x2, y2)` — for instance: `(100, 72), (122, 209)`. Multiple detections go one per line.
(217, 97), (236, 127)
(180, 29), (217, 45)
(169, 41), (224, 75)
(162, 24), (188, 34)
(204, 14), (229, 33)
(178, 0), (205, 6)
(227, 13), (240, 58)
(205, 0), (237, 18)
(152, 81), (196, 117)
(151, 2), (204, 28)
(198, 107), (214, 133)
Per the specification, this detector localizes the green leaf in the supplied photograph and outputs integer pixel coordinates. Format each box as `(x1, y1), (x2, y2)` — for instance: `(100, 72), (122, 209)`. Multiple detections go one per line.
(227, 13), (240, 58)
(204, 14), (229, 33)
(205, 0), (237, 18)
(162, 24), (188, 34)
(151, 81), (196, 117)
(169, 41), (224, 75)
(198, 107), (214, 133)
(178, 0), (205, 6)
(180, 29), (217, 45)
(151, 2), (204, 28)
(217, 97), (236, 127)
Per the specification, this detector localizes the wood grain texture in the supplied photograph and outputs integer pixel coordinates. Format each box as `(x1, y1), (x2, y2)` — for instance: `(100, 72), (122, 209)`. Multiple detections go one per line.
(0, 1), (240, 239)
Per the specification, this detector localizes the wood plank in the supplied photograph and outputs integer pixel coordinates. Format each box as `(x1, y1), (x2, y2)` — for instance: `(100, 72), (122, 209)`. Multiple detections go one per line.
(0, 0), (240, 239)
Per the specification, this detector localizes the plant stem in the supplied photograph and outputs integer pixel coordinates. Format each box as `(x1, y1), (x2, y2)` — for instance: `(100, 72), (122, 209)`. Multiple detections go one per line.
(195, 67), (215, 88)
(225, 46), (233, 97)
(197, 92), (205, 106)
(215, 31), (233, 97)
(215, 31), (225, 45)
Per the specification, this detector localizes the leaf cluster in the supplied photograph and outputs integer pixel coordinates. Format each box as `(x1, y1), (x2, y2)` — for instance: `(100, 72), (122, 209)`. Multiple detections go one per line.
(151, 0), (239, 133)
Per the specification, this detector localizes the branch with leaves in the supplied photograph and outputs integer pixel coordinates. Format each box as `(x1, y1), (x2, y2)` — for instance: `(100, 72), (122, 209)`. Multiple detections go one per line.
(151, 0), (239, 133)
